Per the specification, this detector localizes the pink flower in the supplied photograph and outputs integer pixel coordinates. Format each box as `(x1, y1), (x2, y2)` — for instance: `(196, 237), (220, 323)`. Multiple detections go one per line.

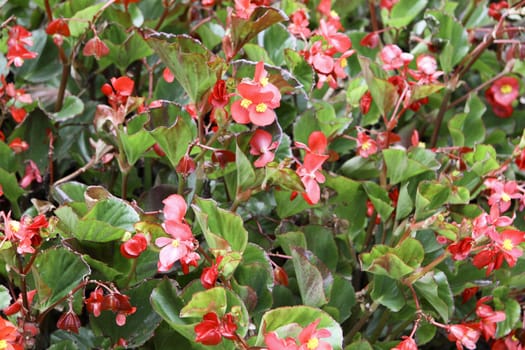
(288, 9), (311, 38)
(447, 324), (480, 350)
(264, 332), (299, 350)
(360, 32), (380, 49)
(231, 62), (281, 126)
(249, 129), (279, 167)
(356, 132), (378, 158)
(298, 319), (332, 350)
(488, 76), (520, 106)
(296, 131), (328, 156)
(83, 36), (110, 60)
(162, 194), (187, 223)
(6, 25), (38, 67)
(234, 0), (257, 19)
(297, 153), (329, 205)
(392, 337), (417, 350)
(409, 54), (443, 84)
(485, 179), (522, 212)
(316, 19), (352, 55)
(19, 160), (42, 189)
(380, 44), (413, 70)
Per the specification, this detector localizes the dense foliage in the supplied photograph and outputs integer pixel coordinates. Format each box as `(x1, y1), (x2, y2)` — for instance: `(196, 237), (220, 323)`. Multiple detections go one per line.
(1, 0), (525, 349)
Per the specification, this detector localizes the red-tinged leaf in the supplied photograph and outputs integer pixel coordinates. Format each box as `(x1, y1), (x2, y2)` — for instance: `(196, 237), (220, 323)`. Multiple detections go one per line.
(229, 7), (288, 59)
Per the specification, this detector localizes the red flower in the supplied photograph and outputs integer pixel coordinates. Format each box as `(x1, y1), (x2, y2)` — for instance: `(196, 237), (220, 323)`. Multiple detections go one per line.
(249, 129), (279, 167)
(360, 91), (373, 114)
(83, 36), (110, 60)
(297, 153), (329, 205)
(234, 0), (257, 19)
(46, 18), (70, 37)
(489, 76), (520, 106)
(176, 155), (196, 176)
(379, 44), (413, 70)
(101, 293), (136, 326)
(488, 1), (509, 21)
(447, 324), (480, 350)
(101, 76), (135, 110)
(231, 61), (281, 126)
(485, 179), (521, 212)
(120, 233), (148, 259)
(200, 256), (223, 289)
(461, 287), (479, 304)
(476, 298), (506, 340)
(392, 337), (417, 350)
(316, 19), (352, 55)
(57, 311), (81, 333)
(212, 150), (236, 168)
(297, 318), (332, 350)
(194, 312), (238, 345)
(19, 160), (42, 189)
(85, 287), (104, 317)
(0, 316), (23, 350)
(3, 290), (36, 316)
(516, 148), (525, 170)
(209, 79), (230, 109)
(273, 266), (289, 286)
(448, 238), (473, 261)
(360, 32), (380, 49)
(380, 0), (399, 11)
(8, 138), (29, 153)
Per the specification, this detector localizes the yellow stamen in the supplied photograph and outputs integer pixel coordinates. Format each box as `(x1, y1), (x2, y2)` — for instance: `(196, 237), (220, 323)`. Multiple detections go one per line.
(9, 221), (20, 233)
(361, 141), (370, 151)
(330, 10), (339, 18)
(340, 58), (348, 68)
(171, 239), (180, 248)
(240, 98), (252, 109)
(502, 239), (514, 251)
(501, 192), (511, 202)
(307, 337), (319, 350)
(260, 77), (269, 87)
(500, 84), (513, 94)
(255, 103), (267, 113)
(0, 340), (7, 350)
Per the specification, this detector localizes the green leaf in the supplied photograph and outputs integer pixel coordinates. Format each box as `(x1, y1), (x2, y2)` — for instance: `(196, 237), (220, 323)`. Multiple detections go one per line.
(48, 96), (84, 122)
(256, 306), (343, 350)
(387, 0), (428, 27)
(304, 225), (339, 271)
(383, 148), (432, 185)
(362, 181), (394, 220)
(33, 248), (90, 310)
(315, 101), (351, 137)
(69, 3), (105, 37)
(292, 247), (330, 307)
(0, 167), (25, 215)
(276, 231), (307, 256)
(414, 181), (451, 221)
(193, 197), (248, 253)
(426, 11), (469, 73)
(180, 287), (227, 318)
(0, 285), (11, 309)
(146, 33), (224, 103)
(414, 271), (453, 322)
(236, 141), (256, 192)
(326, 276), (355, 323)
(230, 7), (288, 58)
(52, 181), (88, 204)
(263, 23), (296, 66)
(275, 189), (312, 218)
(496, 298), (521, 338)
(293, 110), (320, 145)
(370, 275), (406, 311)
(463, 144), (499, 176)
(284, 49), (314, 93)
(395, 183), (414, 221)
(118, 116), (156, 166)
(151, 115), (195, 169)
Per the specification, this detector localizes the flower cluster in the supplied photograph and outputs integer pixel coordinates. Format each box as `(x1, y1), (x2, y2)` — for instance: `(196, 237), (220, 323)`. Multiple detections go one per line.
(485, 76), (520, 118)
(6, 25), (38, 67)
(1, 213), (48, 255)
(231, 61), (281, 126)
(155, 194), (200, 273)
(84, 287), (136, 326)
(0, 316), (23, 350)
(0, 75), (33, 124)
(297, 1), (354, 89)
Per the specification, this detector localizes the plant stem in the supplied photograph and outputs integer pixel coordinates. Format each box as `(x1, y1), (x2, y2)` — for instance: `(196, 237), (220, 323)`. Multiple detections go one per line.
(343, 302), (379, 345)
(403, 252), (449, 285)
